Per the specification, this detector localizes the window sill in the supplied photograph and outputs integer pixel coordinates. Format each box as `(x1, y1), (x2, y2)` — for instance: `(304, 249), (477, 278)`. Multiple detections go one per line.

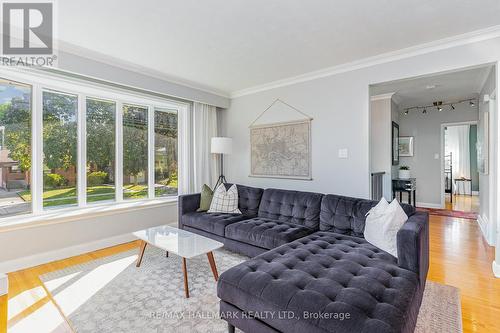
(0, 197), (178, 233)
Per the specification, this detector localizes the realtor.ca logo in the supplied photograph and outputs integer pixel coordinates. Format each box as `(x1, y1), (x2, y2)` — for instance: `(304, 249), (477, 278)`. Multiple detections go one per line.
(1, 0), (57, 66)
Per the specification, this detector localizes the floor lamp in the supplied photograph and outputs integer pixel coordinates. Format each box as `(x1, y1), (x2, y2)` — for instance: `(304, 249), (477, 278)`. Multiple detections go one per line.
(211, 137), (232, 190)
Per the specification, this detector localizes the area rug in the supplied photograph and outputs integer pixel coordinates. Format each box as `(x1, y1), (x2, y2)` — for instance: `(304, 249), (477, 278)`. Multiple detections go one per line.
(40, 247), (462, 333)
(417, 207), (478, 220)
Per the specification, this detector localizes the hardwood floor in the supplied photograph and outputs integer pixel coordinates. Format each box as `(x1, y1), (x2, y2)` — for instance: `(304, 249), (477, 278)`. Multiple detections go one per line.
(445, 194), (480, 213)
(4, 215), (500, 332)
(5, 242), (138, 333)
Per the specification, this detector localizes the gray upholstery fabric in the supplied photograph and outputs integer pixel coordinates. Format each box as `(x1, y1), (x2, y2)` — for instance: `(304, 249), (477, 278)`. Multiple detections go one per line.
(181, 212), (251, 237)
(220, 301), (281, 333)
(178, 193), (201, 229)
(225, 217), (315, 249)
(397, 211), (429, 283)
(258, 188), (323, 229)
(319, 194), (416, 237)
(182, 225), (269, 257)
(224, 183), (264, 216)
(218, 231), (419, 333)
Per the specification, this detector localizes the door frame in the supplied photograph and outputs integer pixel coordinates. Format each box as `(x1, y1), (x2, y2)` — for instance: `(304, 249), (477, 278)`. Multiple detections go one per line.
(440, 120), (478, 209)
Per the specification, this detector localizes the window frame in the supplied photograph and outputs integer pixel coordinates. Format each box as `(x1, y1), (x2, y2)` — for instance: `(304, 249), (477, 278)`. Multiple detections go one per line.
(0, 67), (187, 220)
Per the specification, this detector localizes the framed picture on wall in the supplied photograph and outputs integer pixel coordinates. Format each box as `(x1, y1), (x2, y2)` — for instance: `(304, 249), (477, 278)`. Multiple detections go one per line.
(399, 136), (414, 157)
(392, 122), (399, 165)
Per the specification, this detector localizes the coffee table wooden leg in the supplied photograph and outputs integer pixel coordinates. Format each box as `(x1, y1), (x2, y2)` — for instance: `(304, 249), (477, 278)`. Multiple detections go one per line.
(207, 251), (219, 281)
(182, 257), (189, 298)
(136, 241), (147, 267)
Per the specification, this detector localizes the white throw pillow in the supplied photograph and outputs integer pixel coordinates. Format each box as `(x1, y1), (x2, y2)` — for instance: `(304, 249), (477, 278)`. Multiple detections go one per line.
(366, 197), (389, 216)
(208, 184), (242, 214)
(364, 199), (408, 257)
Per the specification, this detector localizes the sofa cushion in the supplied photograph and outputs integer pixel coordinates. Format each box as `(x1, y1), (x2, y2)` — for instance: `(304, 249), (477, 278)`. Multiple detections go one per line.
(225, 183), (264, 216)
(218, 231), (419, 333)
(258, 188), (323, 229)
(209, 184), (241, 214)
(225, 217), (315, 250)
(320, 194), (416, 237)
(181, 212), (251, 237)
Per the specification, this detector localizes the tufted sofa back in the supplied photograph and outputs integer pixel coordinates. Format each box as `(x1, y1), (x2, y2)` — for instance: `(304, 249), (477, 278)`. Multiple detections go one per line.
(225, 183), (264, 216)
(258, 188), (323, 229)
(320, 194), (416, 237)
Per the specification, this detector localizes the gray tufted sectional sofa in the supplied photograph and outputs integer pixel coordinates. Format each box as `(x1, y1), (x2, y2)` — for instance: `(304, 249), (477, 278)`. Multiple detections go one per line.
(178, 184), (429, 333)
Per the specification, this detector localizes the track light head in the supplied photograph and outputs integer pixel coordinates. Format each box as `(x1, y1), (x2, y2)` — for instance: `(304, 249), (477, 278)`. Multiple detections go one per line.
(450, 104), (455, 110)
(470, 100), (475, 107)
(437, 106), (443, 112)
(404, 109), (409, 115)
(422, 108), (427, 114)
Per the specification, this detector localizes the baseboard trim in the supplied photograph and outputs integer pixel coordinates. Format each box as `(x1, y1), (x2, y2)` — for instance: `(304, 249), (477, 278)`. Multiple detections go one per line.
(492, 261), (500, 278)
(0, 233), (137, 274)
(416, 202), (442, 209)
(477, 215), (494, 246)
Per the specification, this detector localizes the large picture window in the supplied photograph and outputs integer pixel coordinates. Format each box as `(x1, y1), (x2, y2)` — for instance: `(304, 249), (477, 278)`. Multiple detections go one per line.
(42, 91), (78, 208)
(123, 104), (149, 200)
(0, 70), (184, 220)
(0, 78), (32, 217)
(86, 98), (116, 203)
(154, 108), (178, 197)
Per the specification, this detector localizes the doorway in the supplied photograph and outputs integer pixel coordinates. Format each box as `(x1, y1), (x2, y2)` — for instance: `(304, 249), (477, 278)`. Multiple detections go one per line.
(442, 122), (480, 214)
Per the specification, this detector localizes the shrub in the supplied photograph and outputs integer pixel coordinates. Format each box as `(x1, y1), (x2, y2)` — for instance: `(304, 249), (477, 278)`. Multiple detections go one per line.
(44, 173), (68, 188)
(87, 171), (108, 186)
(168, 172), (178, 187)
(158, 172), (178, 187)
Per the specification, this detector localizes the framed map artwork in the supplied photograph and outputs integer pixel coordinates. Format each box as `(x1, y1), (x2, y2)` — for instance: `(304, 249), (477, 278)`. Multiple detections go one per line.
(250, 120), (311, 180)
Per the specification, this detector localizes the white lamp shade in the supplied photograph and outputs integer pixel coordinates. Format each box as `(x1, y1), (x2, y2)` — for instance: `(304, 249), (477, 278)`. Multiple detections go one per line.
(211, 137), (232, 154)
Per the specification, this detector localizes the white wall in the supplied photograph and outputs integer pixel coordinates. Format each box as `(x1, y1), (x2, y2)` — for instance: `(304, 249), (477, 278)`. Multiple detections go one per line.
(370, 96), (393, 200)
(0, 202), (177, 273)
(398, 102), (479, 207)
(53, 50), (230, 108)
(222, 37), (500, 200)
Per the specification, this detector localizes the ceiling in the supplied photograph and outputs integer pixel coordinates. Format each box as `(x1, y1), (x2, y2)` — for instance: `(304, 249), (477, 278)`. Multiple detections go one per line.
(370, 65), (493, 108)
(57, 0), (500, 95)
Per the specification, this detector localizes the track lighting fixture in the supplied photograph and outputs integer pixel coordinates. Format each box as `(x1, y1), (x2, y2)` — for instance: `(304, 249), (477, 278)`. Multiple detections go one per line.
(405, 98), (475, 115)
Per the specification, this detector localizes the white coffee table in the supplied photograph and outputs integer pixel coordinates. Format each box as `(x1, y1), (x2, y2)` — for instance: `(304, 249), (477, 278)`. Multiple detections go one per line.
(132, 225), (224, 298)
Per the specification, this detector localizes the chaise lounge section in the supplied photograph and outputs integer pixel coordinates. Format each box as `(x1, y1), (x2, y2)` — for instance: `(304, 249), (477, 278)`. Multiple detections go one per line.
(178, 184), (429, 333)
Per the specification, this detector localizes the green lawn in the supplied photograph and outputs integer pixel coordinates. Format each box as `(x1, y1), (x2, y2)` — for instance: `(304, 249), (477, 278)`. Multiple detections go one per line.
(19, 184), (177, 207)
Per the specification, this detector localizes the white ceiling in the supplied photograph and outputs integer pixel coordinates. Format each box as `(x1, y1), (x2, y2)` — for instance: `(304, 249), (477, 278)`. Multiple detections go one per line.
(57, 0), (500, 95)
(370, 65), (493, 108)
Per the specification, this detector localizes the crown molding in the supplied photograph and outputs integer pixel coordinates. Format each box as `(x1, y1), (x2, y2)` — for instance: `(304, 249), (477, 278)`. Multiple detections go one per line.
(391, 94), (402, 105)
(230, 25), (500, 98)
(370, 92), (395, 101)
(57, 41), (231, 99)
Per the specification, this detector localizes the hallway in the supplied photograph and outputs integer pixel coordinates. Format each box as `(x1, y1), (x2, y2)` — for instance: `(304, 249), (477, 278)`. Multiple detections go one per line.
(445, 194), (480, 213)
